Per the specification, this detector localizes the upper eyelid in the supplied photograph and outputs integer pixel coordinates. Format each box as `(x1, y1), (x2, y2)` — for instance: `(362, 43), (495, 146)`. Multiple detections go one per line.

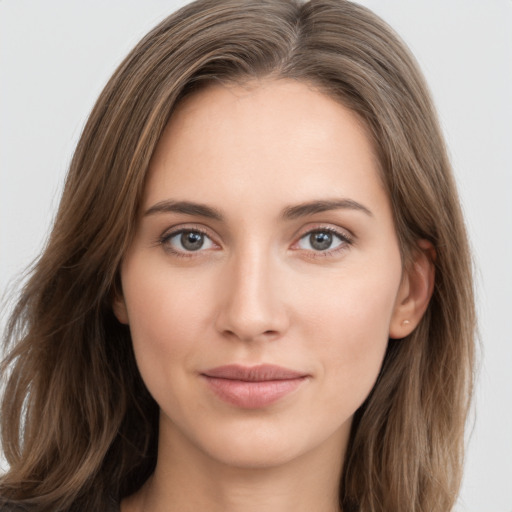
(294, 229), (352, 249)
(161, 224), (217, 240)
(294, 224), (354, 243)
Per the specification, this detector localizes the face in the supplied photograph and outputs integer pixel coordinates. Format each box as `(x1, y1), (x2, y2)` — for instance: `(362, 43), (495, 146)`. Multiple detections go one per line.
(115, 79), (409, 471)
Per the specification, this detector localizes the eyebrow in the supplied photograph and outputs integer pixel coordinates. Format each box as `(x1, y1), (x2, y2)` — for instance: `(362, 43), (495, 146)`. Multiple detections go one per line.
(144, 198), (373, 221)
(144, 200), (224, 221)
(281, 199), (373, 219)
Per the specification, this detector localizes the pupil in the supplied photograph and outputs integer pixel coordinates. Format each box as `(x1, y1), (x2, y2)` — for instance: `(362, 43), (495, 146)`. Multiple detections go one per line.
(181, 232), (204, 251)
(310, 232), (332, 251)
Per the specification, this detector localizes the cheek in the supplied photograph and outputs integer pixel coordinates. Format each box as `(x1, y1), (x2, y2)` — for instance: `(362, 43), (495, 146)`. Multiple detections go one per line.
(119, 259), (209, 393)
(297, 265), (401, 405)
(299, 262), (400, 338)
(121, 274), (218, 430)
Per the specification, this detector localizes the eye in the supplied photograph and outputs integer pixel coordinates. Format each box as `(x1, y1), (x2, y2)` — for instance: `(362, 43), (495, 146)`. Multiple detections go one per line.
(295, 229), (349, 252)
(161, 229), (217, 254)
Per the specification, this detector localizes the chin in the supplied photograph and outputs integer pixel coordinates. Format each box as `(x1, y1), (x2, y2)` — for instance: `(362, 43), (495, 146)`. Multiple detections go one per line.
(206, 437), (308, 470)
(189, 414), (351, 471)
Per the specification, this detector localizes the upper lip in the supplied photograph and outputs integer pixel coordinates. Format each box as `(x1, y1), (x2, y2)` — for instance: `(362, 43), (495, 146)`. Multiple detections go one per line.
(201, 364), (307, 381)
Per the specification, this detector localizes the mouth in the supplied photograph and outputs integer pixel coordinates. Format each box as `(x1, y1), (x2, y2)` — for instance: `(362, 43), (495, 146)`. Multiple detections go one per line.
(200, 364), (309, 409)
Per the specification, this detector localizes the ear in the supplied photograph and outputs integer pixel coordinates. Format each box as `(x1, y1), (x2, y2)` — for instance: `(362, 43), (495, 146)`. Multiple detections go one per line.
(389, 239), (435, 339)
(112, 290), (130, 325)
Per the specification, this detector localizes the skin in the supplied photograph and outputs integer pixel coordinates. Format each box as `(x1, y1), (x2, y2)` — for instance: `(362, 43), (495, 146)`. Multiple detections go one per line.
(115, 79), (433, 512)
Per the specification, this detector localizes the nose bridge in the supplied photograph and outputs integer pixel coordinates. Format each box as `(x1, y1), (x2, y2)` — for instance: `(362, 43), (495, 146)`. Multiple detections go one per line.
(216, 239), (287, 341)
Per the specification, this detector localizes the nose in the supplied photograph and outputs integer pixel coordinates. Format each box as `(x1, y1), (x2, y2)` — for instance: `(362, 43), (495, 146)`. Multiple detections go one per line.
(214, 247), (290, 342)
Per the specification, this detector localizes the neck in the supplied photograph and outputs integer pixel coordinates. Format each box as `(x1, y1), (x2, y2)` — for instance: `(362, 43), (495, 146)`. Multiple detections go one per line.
(124, 415), (347, 512)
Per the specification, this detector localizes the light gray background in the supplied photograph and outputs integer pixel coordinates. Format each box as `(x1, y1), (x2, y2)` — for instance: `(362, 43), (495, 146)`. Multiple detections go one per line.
(1, 1), (511, 511)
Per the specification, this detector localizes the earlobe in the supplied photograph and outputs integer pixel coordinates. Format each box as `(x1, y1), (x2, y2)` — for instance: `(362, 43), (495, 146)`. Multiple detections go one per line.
(389, 239), (435, 339)
(112, 294), (130, 325)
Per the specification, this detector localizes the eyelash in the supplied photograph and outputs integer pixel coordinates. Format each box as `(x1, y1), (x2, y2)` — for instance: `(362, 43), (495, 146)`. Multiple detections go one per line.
(293, 227), (353, 259)
(158, 227), (217, 258)
(157, 225), (353, 259)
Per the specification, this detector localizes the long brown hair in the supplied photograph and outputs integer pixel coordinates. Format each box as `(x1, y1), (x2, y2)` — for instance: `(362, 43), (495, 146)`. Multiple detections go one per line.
(1, 1), (475, 510)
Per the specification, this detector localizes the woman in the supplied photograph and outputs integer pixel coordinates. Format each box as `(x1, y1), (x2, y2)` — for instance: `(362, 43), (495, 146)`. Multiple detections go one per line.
(0, 1), (475, 511)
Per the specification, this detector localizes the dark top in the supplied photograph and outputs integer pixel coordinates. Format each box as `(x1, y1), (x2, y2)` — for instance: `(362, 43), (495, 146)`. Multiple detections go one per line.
(0, 504), (30, 512)
(0, 500), (120, 512)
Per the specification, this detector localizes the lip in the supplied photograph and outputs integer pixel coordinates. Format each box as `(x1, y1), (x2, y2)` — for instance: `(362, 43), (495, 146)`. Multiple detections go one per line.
(200, 364), (309, 409)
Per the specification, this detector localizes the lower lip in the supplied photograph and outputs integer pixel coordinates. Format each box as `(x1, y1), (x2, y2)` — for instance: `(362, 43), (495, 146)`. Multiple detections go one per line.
(202, 376), (308, 409)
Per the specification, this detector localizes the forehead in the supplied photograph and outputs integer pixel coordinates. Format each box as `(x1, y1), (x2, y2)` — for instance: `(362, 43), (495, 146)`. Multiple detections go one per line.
(144, 79), (386, 214)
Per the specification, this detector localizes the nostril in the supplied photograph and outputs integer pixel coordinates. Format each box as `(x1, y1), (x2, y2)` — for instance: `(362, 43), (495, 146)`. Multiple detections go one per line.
(220, 328), (281, 343)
